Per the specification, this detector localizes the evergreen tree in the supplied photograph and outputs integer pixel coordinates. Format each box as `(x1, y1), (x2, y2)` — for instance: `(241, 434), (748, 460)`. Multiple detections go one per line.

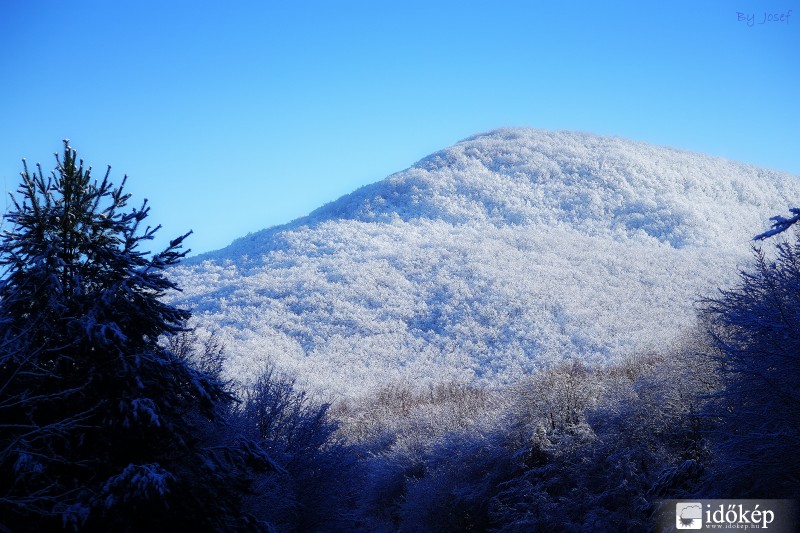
(0, 141), (272, 531)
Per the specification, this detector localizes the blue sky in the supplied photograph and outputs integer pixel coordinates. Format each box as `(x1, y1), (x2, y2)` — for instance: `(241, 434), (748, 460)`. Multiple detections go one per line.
(1, 1), (798, 255)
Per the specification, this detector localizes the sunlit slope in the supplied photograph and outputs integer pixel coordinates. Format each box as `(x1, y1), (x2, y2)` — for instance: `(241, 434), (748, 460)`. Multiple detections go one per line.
(171, 128), (800, 397)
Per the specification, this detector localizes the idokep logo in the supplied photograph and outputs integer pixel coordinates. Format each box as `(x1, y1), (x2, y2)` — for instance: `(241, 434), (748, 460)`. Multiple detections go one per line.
(676, 502), (703, 529)
(658, 499), (798, 532)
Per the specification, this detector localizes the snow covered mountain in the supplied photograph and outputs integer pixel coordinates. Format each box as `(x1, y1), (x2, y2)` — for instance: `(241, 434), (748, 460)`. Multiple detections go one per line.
(169, 128), (800, 398)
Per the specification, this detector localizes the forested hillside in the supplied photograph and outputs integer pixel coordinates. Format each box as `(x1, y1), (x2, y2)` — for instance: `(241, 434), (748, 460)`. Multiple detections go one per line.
(171, 128), (800, 398)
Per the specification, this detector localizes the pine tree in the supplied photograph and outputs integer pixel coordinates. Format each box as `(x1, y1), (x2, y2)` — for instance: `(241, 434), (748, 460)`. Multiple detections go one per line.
(0, 141), (272, 531)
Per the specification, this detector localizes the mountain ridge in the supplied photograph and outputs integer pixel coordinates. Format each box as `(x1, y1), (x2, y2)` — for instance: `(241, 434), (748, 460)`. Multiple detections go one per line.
(173, 128), (800, 398)
(201, 128), (794, 263)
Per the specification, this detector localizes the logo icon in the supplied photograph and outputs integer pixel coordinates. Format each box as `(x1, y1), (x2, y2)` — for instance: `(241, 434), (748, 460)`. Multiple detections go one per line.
(676, 502), (703, 529)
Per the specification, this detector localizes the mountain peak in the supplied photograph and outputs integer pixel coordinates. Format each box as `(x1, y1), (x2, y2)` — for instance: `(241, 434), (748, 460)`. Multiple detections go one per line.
(174, 130), (800, 397)
(272, 128), (792, 250)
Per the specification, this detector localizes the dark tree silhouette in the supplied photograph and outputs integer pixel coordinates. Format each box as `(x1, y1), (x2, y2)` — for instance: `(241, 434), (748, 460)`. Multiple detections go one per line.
(0, 141), (272, 532)
(702, 236), (800, 497)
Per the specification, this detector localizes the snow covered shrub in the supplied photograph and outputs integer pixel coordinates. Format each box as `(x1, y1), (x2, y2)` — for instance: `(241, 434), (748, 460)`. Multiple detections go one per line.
(334, 380), (498, 448)
(398, 429), (513, 532)
(507, 360), (601, 434)
(490, 350), (712, 530)
(238, 363), (362, 531)
(332, 380), (504, 530)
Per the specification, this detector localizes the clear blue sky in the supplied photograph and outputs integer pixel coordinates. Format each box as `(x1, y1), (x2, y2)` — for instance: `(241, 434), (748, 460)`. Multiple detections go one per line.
(2, 1), (798, 255)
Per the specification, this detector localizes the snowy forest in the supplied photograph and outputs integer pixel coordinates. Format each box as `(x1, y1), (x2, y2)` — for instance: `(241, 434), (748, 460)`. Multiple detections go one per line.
(1, 138), (799, 531)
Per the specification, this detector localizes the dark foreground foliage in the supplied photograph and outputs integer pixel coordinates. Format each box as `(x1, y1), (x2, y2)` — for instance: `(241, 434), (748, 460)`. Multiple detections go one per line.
(0, 143), (275, 532)
(701, 239), (800, 498)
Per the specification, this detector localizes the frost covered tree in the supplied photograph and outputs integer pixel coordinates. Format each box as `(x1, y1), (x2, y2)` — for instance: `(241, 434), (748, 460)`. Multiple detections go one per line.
(0, 142), (272, 531)
(237, 364), (362, 531)
(702, 231), (800, 497)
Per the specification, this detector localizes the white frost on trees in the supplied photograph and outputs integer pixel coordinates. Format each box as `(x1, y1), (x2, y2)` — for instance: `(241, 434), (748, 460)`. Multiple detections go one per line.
(169, 128), (800, 397)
